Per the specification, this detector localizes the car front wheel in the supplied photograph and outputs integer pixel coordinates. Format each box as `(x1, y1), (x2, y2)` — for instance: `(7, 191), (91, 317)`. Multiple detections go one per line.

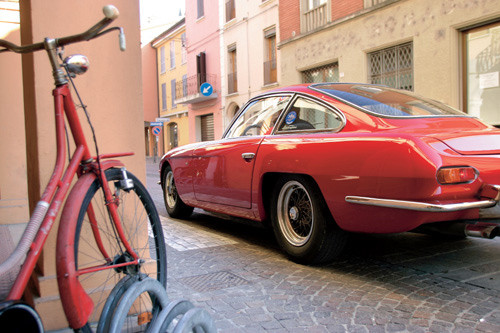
(163, 165), (194, 219)
(270, 175), (347, 264)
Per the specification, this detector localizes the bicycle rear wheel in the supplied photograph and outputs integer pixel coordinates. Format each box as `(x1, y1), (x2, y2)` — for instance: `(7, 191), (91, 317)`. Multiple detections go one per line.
(74, 168), (166, 332)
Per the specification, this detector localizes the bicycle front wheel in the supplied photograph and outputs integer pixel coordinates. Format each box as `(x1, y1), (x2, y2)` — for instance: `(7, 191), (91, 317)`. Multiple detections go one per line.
(74, 168), (166, 331)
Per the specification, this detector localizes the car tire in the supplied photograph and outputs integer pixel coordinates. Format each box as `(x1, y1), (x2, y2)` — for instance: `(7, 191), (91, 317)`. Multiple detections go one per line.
(270, 175), (347, 265)
(163, 165), (194, 219)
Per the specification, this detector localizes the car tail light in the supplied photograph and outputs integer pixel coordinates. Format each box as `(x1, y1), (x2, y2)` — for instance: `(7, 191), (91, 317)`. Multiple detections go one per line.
(437, 167), (478, 184)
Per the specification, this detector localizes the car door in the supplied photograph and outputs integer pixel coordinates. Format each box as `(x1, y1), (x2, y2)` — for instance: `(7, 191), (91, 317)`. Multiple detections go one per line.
(193, 95), (292, 208)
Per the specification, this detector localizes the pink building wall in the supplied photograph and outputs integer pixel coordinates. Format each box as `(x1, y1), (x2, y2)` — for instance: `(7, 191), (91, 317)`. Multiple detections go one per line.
(185, 0), (223, 142)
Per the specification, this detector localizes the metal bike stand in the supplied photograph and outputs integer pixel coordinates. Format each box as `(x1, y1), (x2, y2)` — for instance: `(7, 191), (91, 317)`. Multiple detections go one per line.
(106, 277), (169, 333)
(148, 299), (217, 333)
(149, 299), (194, 332)
(97, 274), (144, 333)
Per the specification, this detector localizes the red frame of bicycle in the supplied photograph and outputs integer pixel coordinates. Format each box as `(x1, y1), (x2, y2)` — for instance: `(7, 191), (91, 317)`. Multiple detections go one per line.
(7, 83), (137, 327)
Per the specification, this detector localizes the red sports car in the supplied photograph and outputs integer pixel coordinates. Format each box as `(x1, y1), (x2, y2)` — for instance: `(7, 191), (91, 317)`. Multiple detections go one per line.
(159, 83), (500, 264)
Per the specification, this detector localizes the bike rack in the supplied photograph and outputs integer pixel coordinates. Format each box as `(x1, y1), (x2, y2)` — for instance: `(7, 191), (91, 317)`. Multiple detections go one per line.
(98, 275), (216, 333)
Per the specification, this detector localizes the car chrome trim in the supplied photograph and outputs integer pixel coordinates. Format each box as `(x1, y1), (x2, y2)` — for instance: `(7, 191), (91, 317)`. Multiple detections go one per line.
(345, 196), (497, 212)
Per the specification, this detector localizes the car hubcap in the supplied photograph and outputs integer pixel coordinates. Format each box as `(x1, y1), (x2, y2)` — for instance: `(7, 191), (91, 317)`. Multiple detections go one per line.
(165, 171), (177, 208)
(277, 180), (313, 247)
(289, 206), (298, 220)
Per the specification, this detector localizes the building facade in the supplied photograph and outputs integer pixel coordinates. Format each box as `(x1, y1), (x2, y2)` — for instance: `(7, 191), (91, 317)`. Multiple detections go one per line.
(181, 0), (222, 142)
(152, 18), (190, 154)
(221, 0), (281, 128)
(142, 37), (162, 157)
(279, 0), (500, 125)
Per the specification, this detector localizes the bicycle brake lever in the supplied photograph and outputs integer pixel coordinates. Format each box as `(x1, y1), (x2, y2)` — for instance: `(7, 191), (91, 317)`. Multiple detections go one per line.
(119, 28), (126, 52)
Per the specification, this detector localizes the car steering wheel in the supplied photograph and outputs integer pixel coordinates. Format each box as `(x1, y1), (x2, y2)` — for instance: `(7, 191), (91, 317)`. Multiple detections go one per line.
(242, 124), (262, 136)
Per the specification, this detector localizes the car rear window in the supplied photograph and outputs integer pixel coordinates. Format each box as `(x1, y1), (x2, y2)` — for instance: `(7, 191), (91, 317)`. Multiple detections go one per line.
(313, 84), (466, 117)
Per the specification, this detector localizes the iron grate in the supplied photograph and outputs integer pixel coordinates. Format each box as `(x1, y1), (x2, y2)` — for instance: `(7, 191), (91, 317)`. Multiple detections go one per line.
(368, 42), (413, 91)
(179, 271), (249, 292)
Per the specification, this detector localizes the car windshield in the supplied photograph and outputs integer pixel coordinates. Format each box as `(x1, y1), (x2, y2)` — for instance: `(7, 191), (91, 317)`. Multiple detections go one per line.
(313, 84), (467, 117)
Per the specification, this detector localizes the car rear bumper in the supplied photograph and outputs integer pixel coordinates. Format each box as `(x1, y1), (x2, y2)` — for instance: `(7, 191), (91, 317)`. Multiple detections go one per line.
(345, 195), (497, 212)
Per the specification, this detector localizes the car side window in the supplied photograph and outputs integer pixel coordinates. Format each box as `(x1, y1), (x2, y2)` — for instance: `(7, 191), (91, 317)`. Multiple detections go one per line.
(225, 96), (291, 138)
(278, 97), (343, 132)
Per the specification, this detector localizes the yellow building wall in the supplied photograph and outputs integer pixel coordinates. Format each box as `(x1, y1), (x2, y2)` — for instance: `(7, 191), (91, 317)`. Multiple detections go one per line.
(155, 22), (189, 151)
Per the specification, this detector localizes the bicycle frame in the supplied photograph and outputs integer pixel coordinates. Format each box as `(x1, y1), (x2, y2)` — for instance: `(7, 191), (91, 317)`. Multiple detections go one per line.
(5, 51), (139, 329)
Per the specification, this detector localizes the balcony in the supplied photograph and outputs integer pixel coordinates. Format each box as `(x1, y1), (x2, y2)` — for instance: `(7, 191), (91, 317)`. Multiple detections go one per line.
(175, 74), (218, 105)
(303, 3), (327, 33)
(364, 0), (391, 8)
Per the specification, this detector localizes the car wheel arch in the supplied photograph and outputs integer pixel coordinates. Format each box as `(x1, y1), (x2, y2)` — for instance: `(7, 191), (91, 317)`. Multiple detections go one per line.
(159, 161), (170, 189)
(260, 172), (337, 225)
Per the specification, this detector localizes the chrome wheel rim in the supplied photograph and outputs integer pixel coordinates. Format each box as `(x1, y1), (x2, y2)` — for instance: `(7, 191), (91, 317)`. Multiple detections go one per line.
(277, 180), (313, 246)
(165, 171), (178, 208)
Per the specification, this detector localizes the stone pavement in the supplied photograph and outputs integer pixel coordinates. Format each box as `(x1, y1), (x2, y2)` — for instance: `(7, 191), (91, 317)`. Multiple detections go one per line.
(145, 158), (500, 332)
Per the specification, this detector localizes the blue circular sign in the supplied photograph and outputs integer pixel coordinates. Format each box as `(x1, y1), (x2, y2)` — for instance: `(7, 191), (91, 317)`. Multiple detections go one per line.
(200, 82), (213, 96)
(285, 111), (297, 125)
(152, 126), (162, 136)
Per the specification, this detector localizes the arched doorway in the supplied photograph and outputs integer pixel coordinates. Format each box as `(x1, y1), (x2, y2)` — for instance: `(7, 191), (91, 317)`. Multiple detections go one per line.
(168, 122), (178, 150)
(225, 102), (240, 128)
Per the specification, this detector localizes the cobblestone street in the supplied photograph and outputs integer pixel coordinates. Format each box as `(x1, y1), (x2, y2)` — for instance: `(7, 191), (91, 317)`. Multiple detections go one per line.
(145, 158), (500, 332)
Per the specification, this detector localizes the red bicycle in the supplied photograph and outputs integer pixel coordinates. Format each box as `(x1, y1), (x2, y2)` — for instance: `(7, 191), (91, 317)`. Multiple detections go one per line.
(0, 5), (167, 332)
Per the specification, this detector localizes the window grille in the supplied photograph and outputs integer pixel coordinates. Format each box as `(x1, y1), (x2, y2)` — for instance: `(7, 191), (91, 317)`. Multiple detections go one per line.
(302, 63), (339, 83)
(368, 42), (413, 91)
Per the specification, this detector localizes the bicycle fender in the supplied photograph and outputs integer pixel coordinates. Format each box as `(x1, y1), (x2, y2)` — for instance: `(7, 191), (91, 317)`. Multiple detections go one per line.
(56, 162), (124, 329)
(56, 171), (97, 329)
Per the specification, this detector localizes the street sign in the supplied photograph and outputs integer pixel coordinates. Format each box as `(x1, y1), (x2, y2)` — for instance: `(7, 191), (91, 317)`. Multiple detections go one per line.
(200, 82), (213, 96)
(152, 126), (162, 136)
(156, 118), (170, 123)
(150, 122), (163, 126)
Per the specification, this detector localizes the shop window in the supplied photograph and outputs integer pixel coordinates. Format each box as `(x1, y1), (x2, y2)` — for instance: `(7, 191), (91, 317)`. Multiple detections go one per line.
(463, 22), (500, 125)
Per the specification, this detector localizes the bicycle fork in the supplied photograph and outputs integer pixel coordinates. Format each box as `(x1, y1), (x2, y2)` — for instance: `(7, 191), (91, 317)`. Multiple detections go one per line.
(94, 167), (140, 268)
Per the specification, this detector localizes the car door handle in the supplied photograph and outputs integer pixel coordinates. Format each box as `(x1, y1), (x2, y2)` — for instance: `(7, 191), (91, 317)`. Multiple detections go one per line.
(242, 152), (255, 161)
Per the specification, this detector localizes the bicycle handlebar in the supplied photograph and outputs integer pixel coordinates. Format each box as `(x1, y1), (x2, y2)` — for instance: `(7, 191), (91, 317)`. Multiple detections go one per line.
(0, 5), (122, 54)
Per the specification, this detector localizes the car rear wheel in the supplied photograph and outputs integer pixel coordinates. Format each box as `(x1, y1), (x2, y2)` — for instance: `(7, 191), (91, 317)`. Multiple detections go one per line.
(270, 175), (347, 264)
(163, 166), (194, 219)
